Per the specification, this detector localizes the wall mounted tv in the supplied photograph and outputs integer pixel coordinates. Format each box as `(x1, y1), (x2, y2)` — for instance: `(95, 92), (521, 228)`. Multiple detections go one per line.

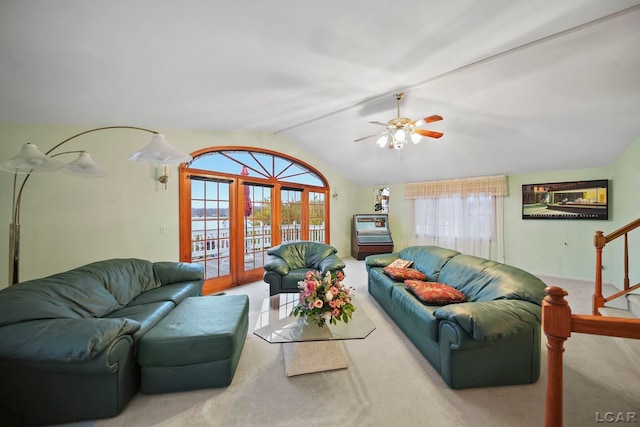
(522, 179), (609, 220)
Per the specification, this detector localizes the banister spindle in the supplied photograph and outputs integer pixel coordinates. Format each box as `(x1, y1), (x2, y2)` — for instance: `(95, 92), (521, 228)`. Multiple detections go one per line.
(543, 286), (571, 427)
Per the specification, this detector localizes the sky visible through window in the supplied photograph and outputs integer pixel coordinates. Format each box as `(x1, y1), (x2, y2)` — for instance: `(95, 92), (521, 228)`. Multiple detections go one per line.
(187, 150), (324, 192)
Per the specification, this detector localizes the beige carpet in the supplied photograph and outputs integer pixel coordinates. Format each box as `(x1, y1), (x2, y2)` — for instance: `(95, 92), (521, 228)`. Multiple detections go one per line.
(63, 257), (639, 427)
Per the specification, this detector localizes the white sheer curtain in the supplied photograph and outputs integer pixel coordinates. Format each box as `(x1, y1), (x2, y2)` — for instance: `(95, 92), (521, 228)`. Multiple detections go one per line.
(406, 175), (506, 261)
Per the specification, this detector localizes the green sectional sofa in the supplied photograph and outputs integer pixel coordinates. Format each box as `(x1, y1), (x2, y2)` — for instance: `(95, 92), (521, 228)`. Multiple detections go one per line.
(366, 246), (547, 389)
(0, 258), (204, 426)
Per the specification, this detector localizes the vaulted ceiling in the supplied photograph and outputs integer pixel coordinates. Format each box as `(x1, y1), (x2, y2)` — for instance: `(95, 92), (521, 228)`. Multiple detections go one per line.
(1, 1), (639, 186)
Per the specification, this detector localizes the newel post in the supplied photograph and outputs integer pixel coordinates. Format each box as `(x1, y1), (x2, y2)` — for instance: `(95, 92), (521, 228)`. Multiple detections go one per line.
(543, 286), (571, 427)
(593, 230), (606, 316)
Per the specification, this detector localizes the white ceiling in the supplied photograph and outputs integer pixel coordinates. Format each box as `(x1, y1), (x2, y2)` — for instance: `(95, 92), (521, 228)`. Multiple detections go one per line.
(1, 1), (639, 186)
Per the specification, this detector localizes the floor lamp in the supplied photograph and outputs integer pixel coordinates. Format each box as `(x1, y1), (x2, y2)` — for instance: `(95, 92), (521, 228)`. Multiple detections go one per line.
(0, 126), (193, 285)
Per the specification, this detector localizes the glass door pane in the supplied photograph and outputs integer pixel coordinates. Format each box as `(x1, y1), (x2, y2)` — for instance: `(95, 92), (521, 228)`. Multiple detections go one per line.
(309, 191), (326, 242)
(242, 184), (272, 273)
(190, 179), (231, 280)
(280, 188), (302, 243)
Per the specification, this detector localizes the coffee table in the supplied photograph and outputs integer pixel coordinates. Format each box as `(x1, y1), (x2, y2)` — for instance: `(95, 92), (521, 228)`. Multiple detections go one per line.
(254, 293), (375, 377)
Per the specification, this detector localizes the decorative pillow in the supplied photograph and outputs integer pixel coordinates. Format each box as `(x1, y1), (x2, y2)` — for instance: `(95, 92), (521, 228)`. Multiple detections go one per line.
(383, 267), (427, 281)
(387, 258), (413, 269)
(404, 280), (467, 305)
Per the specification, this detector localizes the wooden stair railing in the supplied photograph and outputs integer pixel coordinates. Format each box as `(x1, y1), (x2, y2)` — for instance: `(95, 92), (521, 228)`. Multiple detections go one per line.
(594, 217), (640, 315)
(542, 286), (640, 427)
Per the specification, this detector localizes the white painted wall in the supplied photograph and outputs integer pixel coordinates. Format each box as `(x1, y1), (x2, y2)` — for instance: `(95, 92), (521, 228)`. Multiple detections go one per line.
(1, 122), (638, 290)
(357, 135), (640, 286)
(0, 123), (360, 287)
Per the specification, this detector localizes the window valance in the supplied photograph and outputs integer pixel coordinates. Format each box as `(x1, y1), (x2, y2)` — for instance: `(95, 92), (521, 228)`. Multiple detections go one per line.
(404, 175), (507, 199)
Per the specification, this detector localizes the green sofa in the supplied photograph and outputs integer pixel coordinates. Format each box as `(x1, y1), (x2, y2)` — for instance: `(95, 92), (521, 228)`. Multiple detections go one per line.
(0, 258), (204, 426)
(263, 241), (346, 296)
(366, 246), (547, 389)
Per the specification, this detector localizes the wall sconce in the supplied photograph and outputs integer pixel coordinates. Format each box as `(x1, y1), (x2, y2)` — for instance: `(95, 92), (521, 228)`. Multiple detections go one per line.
(0, 125), (193, 285)
(332, 188), (338, 201)
(159, 164), (170, 189)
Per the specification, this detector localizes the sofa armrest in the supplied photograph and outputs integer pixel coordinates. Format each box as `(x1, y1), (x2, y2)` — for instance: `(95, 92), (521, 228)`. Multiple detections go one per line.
(365, 252), (400, 270)
(154, 261), (204, 286)
(264, 256), (290, 275)
(433, 300), (541, 341)
(0, 318), (140, 363)
(317, 254), (345, 274)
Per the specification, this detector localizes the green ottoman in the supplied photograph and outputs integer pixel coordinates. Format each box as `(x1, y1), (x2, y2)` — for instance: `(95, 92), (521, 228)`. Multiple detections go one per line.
(138, 295), (249, 394)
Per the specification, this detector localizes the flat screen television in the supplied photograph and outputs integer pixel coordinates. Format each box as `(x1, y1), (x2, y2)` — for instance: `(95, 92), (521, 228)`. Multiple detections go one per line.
(522, 179), (609, 220)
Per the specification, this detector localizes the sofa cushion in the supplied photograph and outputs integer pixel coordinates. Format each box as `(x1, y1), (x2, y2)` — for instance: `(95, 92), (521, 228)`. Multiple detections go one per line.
(398, 246), (460, 281)
(0, 271), (122, 327)
(76, 258), (161, 306)
(106, 301), (175, 343)
(438, 254), (547, 305)
(383, 267), (427, 281)
(390, 286), (440, 341)
(127, 282), (201, 306)
(0, 317), (140, 362)
(405, 280), (467, 305)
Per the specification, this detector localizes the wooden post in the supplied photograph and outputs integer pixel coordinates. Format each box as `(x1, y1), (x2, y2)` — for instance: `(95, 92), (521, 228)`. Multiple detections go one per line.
(593, 231), (606, 315)
(543, 286), (571, 427)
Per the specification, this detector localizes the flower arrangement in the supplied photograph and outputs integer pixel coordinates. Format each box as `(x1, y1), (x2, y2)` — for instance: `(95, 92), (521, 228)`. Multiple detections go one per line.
(292, 270), (355, 327)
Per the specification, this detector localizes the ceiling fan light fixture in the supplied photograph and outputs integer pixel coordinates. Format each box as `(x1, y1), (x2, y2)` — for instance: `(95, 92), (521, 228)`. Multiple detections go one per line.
(376, 134), (389, 148)
(410, 131), (422, 144)
(393, 128), (405, 143)
(355, 92), (443, 150)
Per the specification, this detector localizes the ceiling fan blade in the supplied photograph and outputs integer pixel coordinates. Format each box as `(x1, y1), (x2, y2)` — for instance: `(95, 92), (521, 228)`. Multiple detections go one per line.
(423, 115), (443, 124)
(414, 129), (444, 139)
(369, 121), (389, 126)
(411, 115), (443, 126)
(354, 134), (380, 142)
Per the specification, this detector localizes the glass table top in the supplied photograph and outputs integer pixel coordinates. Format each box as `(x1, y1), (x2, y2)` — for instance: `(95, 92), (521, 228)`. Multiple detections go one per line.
(253, 293), (376, 344)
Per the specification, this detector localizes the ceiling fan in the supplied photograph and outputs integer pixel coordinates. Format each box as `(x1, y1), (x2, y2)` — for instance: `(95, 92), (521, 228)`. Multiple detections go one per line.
(355, 92), (443, 150)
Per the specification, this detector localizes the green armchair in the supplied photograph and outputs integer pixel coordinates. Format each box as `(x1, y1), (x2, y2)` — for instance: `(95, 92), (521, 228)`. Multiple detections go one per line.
(263, 241), (346, 296)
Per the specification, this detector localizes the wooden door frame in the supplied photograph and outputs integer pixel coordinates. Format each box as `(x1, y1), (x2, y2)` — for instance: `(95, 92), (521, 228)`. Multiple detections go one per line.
(179, 147), (331, 294)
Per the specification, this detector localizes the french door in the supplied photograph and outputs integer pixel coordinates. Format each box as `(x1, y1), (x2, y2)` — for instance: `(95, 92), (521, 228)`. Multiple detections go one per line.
(179, 148), (330, 294)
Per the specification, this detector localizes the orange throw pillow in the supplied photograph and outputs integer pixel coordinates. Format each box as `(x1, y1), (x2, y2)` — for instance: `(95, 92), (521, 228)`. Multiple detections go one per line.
(383, 267), (427, 281)
(404, 280), (466, 305)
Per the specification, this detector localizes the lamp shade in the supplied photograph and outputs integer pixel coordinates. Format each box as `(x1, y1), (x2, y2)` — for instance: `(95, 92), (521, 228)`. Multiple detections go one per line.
(0, 143), (64, 173)
(63, 152), (109, 178)
(127, 133), (192, 164)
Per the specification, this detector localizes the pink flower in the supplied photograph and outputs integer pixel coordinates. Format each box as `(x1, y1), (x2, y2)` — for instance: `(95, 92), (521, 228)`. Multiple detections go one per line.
(314, 299), (324, 308)
(332, 308), (340, 317)
(306, 280), (316, 293)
